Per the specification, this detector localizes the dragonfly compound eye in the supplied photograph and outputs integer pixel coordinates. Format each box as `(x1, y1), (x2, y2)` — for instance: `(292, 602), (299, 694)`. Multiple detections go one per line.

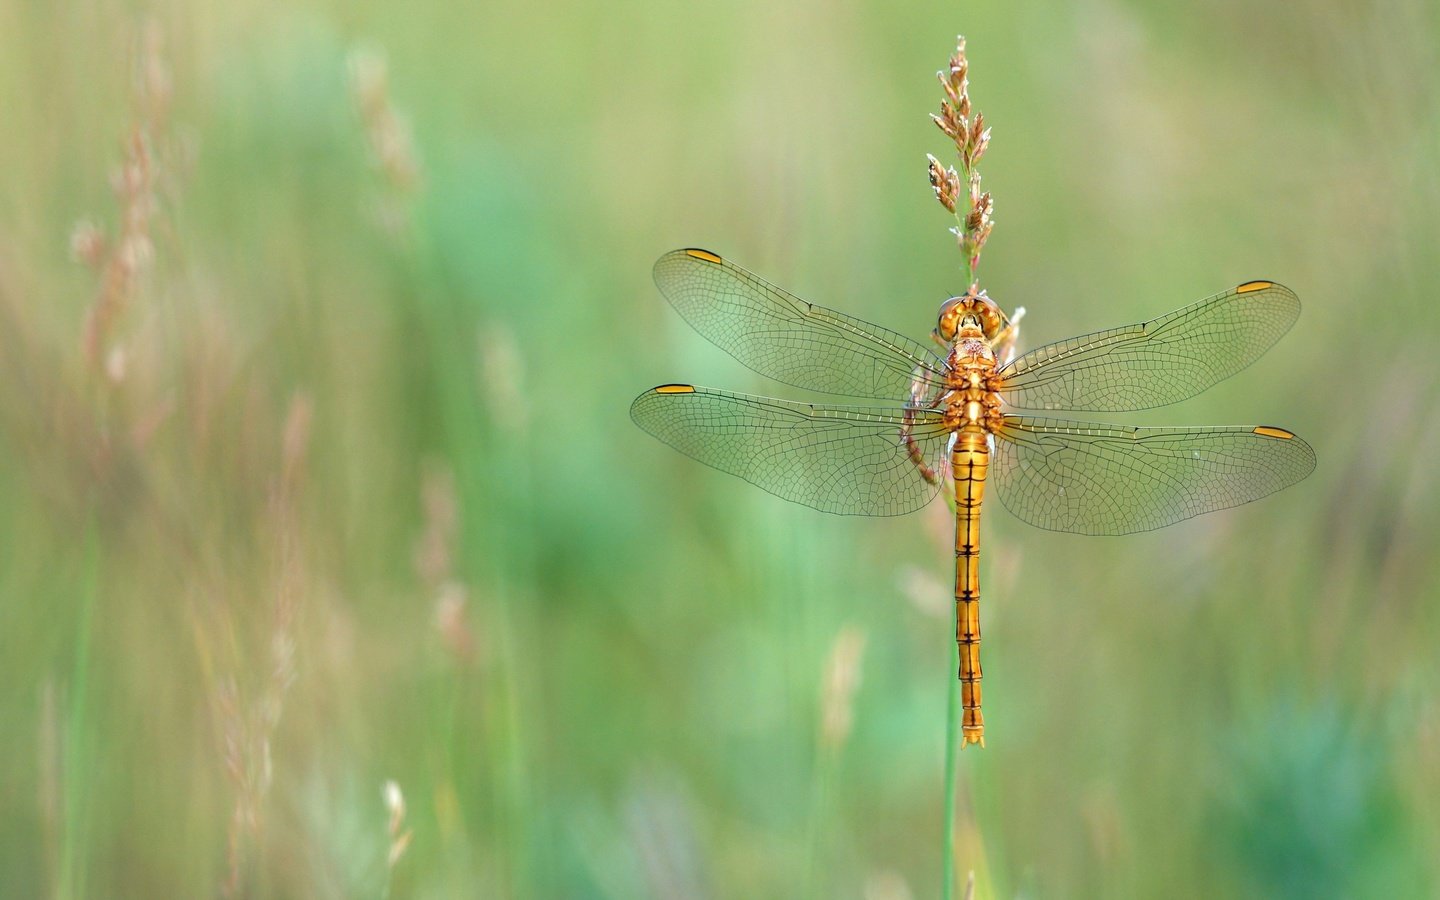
(966, 295), (1006, 341)
(939, 293), (1007, 342)
(936, 296), (966, 341)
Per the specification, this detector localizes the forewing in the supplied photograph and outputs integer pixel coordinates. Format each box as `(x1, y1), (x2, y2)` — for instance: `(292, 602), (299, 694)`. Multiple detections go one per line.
(992, 416), (1315, 535)
(631, 385), (948, 516)
(997, 282), (1300, 412)
(653, 249), (947, 400)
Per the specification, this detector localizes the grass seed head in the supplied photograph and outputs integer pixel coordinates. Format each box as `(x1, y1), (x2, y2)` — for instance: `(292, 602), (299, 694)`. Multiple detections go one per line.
(929, 35), (995, 281)
(383, 780), (414, 871)
(349, 48), (422, 195)
(927, 154), (962, 213)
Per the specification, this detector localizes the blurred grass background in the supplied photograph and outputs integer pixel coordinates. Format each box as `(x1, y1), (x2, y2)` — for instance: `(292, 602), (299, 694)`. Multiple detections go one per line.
(2, 1), (1439, 897)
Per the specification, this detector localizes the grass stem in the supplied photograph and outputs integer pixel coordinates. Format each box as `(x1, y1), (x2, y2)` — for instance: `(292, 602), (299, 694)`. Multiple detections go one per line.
(942, 632), (959, 900)
(59, 517), (99, 900)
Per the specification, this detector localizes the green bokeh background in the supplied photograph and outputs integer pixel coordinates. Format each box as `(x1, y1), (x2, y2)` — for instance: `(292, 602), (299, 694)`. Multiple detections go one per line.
(2, 2), (1438, 897)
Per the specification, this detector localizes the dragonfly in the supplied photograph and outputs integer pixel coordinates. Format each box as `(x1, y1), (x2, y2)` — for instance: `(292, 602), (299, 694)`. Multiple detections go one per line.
(631, 248), (1315, 747)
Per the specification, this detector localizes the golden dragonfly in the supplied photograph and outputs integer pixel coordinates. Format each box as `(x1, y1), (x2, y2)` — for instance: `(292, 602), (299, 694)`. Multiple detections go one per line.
(631, 248), (1315, 747)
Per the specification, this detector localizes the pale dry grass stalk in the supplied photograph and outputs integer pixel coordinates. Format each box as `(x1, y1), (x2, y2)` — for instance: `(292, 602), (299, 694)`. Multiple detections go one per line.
(898, 564), (950, 620)
(349, 47), (422, 234)
(819, 626), (868, 752)
(49, 19), (190, 523)
(78, 20), (174, 377)
(217, 678), (261, 899)
(218, 392), (311, 897)
(863, 870), (915, 900)
(268, 392), (309, 719)
(416, 463), (481, 664)
(350, 48), (421, 190)
(478, 325), (529, 436)
(928, 36), (994, 286)
(381, 780), (413, 899)
(414, 464), (459, 589)
(435, 581), (479, 664)
(622, 773), (707, 900)
(807, 626), (868, 894)
(384, 780), (413, 866)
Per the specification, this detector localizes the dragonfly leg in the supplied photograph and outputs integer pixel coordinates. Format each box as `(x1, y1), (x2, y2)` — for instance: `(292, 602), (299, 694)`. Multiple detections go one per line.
(901, 413), (942, 485)
(990, 306), (1026, 368)
(901, 362), (944, 486)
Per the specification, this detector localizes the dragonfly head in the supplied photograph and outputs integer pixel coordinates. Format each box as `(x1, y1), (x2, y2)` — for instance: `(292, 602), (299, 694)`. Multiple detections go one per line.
(936, 290), (1007, 343)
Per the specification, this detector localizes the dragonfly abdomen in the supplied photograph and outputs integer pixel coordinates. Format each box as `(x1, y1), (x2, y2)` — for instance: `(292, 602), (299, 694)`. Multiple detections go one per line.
(953, 427), (988, 748)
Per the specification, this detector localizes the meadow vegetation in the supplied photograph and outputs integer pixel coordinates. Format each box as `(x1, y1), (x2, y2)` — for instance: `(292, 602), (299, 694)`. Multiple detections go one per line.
(1, 2), (1438, 897)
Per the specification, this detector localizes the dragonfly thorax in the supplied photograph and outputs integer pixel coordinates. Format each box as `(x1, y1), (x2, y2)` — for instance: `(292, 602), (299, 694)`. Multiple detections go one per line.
(956, 337), (995, 366)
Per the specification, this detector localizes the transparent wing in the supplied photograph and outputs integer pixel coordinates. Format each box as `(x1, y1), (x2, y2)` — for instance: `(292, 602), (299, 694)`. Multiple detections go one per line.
(996, 282), (1300, 412)
(631, 385), (949, 516)
(653, 249), (948, 400)
(992, 416), (1315, 535)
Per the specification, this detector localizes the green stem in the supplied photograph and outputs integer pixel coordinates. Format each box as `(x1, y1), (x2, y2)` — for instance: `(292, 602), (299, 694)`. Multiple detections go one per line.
(942, 630), (959, 900)
(59, 517), (99, 900)
(805, 745), (837, 899)
(955, 161), (974, 287)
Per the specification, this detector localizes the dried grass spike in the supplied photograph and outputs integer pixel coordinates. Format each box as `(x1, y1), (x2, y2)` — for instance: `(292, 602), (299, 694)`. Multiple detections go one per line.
(927, 34), (994, 283)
